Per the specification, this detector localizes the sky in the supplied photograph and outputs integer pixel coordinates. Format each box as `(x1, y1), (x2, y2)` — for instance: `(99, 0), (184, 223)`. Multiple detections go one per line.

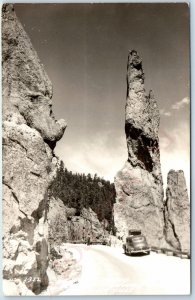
(15, 3), (190, 192)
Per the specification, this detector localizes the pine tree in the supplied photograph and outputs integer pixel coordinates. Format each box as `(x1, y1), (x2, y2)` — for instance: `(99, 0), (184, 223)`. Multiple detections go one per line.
(50, 160), (116, 233)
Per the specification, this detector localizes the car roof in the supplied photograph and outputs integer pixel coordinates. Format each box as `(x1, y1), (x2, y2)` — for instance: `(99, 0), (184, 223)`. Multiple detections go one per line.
(127, 234), (145, 239)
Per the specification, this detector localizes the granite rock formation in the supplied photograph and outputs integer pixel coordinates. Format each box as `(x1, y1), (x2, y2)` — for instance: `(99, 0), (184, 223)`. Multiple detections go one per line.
(114, 50), (165, 247)
(164, 170), (190, 252)
(48, 197), (109, 246)
(2, 4), (66, 295)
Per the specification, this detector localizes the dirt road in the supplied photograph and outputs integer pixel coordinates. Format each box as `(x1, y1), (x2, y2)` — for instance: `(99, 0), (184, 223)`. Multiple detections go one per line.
(54, 244), (190, 295)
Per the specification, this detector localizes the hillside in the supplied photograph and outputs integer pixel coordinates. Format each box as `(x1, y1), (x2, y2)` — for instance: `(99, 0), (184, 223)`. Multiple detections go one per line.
(50, 160), (116, 235)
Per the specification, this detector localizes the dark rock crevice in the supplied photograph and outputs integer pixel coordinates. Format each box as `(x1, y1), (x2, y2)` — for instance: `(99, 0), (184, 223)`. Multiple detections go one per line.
(9, 137), (28, 154)
(4, 182), (19, 204)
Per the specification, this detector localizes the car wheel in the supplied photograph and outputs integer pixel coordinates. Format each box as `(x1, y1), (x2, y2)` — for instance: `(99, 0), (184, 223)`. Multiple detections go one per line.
(146, 251), (150, 255)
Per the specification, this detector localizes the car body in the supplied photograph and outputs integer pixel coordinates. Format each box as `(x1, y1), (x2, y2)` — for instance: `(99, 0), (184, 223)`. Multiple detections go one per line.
(123, 230), (150, 255)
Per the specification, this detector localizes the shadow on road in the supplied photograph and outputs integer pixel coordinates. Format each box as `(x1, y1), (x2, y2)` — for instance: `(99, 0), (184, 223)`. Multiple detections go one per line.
(123, 252), (150, 257)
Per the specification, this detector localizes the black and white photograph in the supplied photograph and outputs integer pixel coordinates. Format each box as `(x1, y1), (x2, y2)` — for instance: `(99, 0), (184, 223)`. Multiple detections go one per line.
(2, 2), (190, 296)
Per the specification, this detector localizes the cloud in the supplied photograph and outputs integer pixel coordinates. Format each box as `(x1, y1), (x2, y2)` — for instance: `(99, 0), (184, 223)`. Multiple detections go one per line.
(172, 97), (190, 110)
(160, 96), (190, 118)
(160, 109), (171, 117)
(55, 130), (127, 182)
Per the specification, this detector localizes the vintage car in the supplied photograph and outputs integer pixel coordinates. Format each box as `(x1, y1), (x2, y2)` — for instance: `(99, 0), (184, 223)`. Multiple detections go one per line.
(123, 229), (150, 255)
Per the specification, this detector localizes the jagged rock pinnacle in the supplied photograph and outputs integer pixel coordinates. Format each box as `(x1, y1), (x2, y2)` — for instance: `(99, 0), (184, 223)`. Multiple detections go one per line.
(114, 51), (165, 248)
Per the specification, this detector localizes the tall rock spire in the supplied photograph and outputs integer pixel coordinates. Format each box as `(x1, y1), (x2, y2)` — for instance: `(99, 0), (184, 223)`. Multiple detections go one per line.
(114, 50), (165, 247)
(125, 50), (161, 169)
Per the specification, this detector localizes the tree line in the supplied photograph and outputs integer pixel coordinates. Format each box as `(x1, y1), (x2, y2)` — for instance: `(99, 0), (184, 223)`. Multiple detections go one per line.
(50, 160), (116, 233)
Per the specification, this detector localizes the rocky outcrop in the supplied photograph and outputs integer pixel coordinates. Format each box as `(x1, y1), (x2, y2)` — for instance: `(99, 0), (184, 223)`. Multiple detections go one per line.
(41, 244), (82, 296)
(48, 197), (109, 246)
(114, 50), (165, 247)
(164, 170), (190, 252)
(2, 4), (66, 295)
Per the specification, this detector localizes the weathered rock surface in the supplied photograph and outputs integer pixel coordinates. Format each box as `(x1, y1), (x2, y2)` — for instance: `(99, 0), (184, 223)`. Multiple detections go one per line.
(48, 197), (109, 245)
(114, 50), (165, 247)
(41, 244), (82, 296)
(2, 4), (66, 295)
(164, 170), (190, 252)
